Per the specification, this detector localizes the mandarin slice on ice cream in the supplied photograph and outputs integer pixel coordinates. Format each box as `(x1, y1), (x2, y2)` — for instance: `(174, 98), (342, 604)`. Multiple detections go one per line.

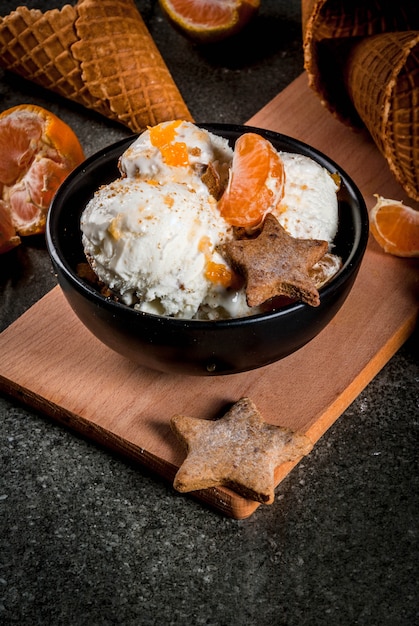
(218, 132), (285, 229)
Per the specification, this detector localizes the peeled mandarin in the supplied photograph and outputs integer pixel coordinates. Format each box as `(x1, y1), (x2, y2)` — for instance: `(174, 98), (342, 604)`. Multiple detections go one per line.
(0, 104), (85, 242)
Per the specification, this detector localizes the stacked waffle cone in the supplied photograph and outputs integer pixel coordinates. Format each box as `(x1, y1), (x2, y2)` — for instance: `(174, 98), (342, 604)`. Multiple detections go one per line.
(0, 0), (193, 133)
(345, 32), (419, 203)
(302, 0), (419, 201)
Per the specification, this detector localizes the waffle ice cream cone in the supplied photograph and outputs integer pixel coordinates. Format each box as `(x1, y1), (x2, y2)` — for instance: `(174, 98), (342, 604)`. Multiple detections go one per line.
(302, 0), (419, 200)
(72, 0), (192, 131)
(0, 5), (103, 113)
(302, 0), (418, 124)
(0, 0), (192, 132)
(345, 31), (419, 202)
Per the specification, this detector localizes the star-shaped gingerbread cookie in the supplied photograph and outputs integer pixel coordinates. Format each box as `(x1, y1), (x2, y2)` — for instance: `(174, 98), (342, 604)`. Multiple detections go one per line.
(171, 397), (313, 504)
(220, 213), (329, 307)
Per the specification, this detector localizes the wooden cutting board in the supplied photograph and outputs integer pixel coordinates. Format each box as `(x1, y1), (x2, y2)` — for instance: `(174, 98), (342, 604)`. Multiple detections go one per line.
(1, 74), (418, 519)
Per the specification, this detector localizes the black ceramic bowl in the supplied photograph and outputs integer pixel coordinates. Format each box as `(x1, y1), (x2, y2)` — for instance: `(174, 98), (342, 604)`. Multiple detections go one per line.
(46, 123), (368, 376)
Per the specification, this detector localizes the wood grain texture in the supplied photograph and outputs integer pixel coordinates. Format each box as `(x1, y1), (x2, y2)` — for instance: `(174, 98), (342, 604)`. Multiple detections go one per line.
(1, 73), (418, 519)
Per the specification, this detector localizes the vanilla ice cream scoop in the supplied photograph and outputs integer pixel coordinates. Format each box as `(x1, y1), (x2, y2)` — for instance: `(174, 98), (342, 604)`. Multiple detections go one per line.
(80, 177), (249, 319)
(119, 119), (233, 192)
(274, 152), (339, 243)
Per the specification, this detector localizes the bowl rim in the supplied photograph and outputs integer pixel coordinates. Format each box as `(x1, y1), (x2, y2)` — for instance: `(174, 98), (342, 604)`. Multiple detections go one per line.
(46, 122), (369, 329)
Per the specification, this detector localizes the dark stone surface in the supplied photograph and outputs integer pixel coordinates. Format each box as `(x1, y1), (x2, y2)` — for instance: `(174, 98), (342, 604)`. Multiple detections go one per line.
(1, 2), (418, 625)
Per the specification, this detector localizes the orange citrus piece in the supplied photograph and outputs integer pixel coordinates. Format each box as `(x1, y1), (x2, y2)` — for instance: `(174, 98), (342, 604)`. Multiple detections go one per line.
(159, 0), (260, 43)
(148, 119), (189, 167)
(0, 199), (21, 254)
(218, 132), (285, 229)
(0, 104), (85, 241)
(370, 195), (419, 258)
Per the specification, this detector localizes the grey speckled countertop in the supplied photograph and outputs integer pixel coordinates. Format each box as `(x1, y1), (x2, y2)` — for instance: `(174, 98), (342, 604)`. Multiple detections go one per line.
(1, 2), (418, 625)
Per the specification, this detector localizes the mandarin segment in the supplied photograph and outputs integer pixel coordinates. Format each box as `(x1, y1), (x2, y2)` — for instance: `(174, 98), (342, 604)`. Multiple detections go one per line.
(0, 199), (20, 254)
(370, 195), (419, 258)
(0, 112), (41, 186)
(218, 133), (285, 229)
